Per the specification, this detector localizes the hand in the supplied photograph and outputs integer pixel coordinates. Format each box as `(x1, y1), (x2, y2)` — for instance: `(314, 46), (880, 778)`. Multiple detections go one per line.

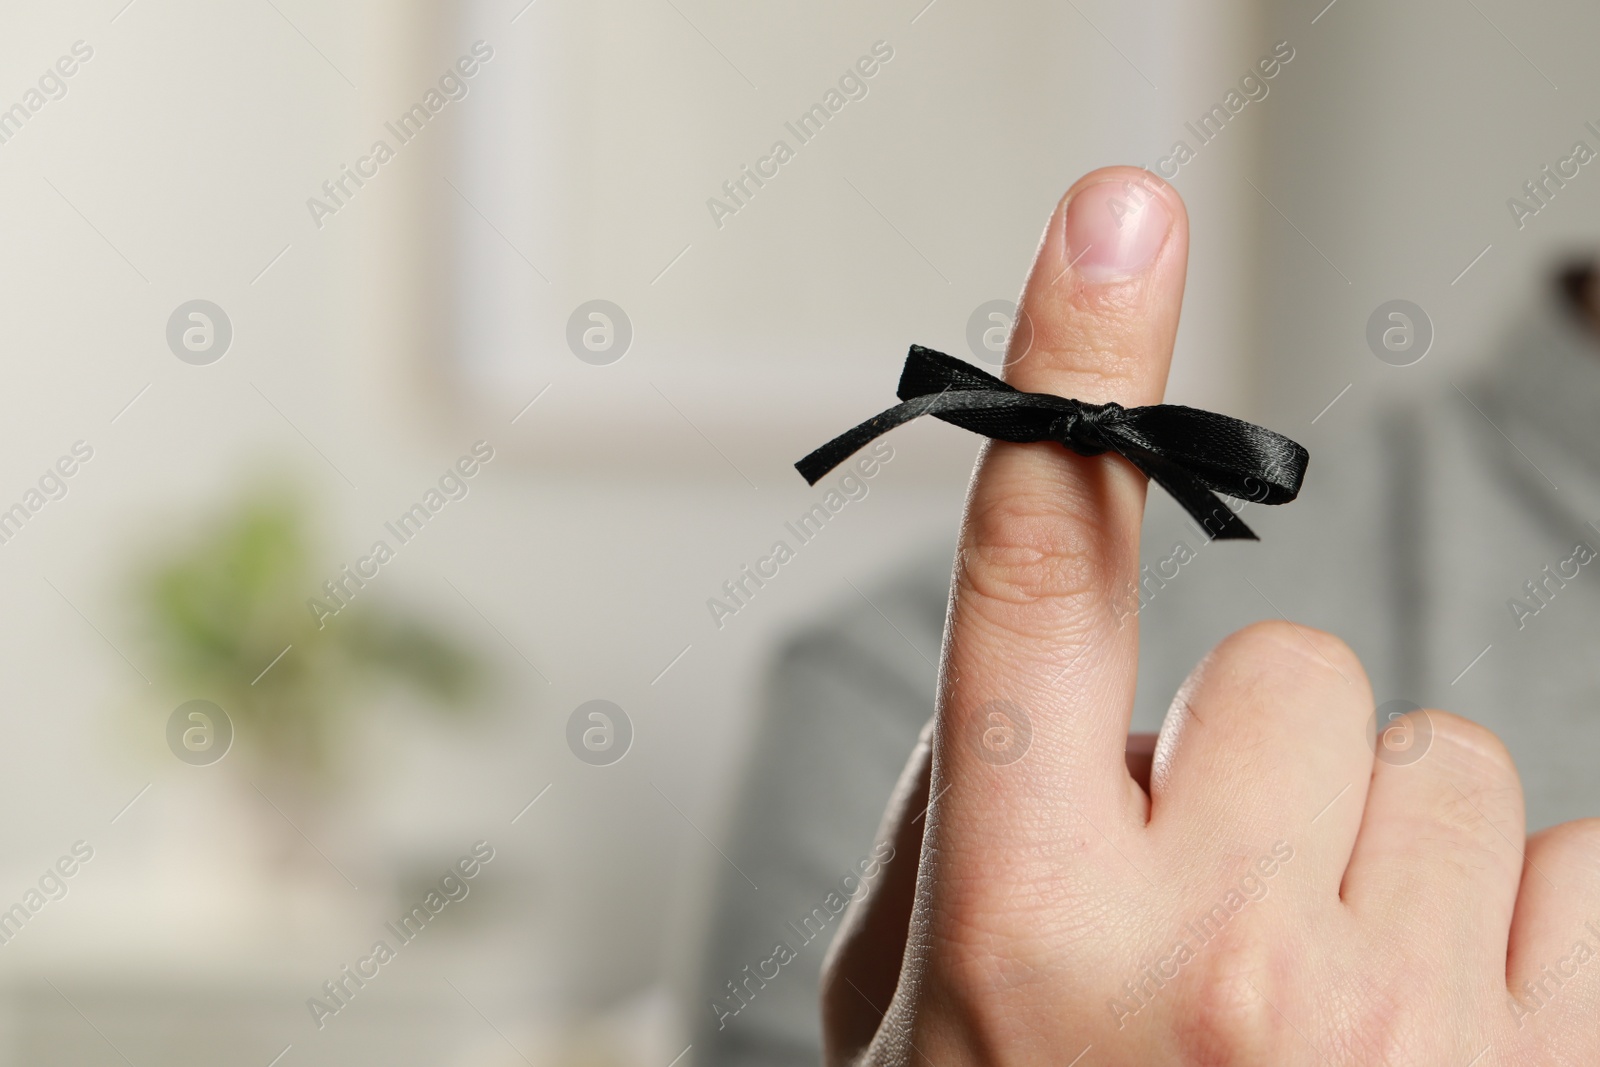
(820, 167), (1600, 1065)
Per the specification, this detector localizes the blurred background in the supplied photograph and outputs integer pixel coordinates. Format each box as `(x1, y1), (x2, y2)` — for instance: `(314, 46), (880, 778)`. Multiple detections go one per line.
(0, 0), (1596, 1062)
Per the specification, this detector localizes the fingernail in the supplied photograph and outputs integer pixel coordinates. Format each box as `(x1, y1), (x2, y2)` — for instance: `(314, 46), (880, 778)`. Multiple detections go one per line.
(1064, 178), (1172, 284)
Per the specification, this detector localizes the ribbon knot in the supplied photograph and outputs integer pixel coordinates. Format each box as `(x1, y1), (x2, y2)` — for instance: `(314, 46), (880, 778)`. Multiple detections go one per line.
(1049, 401), (1123, 456)
(795, 345), (1310, 541)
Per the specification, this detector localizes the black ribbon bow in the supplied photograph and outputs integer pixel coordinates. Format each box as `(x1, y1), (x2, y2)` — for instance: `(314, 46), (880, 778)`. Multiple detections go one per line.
(795, 345), (1309, 541)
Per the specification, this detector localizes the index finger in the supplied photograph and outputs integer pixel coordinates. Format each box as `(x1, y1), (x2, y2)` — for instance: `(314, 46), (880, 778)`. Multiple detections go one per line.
(935, 167), (1189, 836)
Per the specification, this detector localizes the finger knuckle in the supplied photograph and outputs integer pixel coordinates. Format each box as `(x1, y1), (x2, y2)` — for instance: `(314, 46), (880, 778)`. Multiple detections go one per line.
(1528, 818), (1600, 882)
(1173, 927), (1415, 1065)
(1169, 924), (1283, 1061)
(958, 499), (1100, 612)
(1424, 710), (1516, 774)
(1402, 718), (1525, 874)
(1218, 619), (1364, 687)
(1427, 800), (1514, 878)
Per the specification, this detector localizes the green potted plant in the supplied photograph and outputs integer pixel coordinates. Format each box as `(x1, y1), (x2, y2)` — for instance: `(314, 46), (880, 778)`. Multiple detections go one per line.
(130, 477), (484, 870)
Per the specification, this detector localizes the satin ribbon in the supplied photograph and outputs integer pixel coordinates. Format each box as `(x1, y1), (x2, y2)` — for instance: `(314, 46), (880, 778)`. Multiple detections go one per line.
(795, 345), (1309, 540)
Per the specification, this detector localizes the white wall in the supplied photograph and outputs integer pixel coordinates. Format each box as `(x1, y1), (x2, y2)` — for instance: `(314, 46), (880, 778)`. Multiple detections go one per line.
(1255, 0), (1600, 432)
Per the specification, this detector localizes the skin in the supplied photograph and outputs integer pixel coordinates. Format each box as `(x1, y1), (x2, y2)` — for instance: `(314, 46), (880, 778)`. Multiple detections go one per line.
(819, 167), (1600, 1066)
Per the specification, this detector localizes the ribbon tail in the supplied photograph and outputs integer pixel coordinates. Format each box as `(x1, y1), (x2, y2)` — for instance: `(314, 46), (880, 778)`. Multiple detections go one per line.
(1113, 443), (1259, 541)
(795, 395), (937, 485)
(798, 387), (1067, 485)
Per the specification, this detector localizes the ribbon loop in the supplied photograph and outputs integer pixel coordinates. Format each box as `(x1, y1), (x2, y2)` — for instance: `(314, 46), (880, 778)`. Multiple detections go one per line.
(796, 345), (1310, 541)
